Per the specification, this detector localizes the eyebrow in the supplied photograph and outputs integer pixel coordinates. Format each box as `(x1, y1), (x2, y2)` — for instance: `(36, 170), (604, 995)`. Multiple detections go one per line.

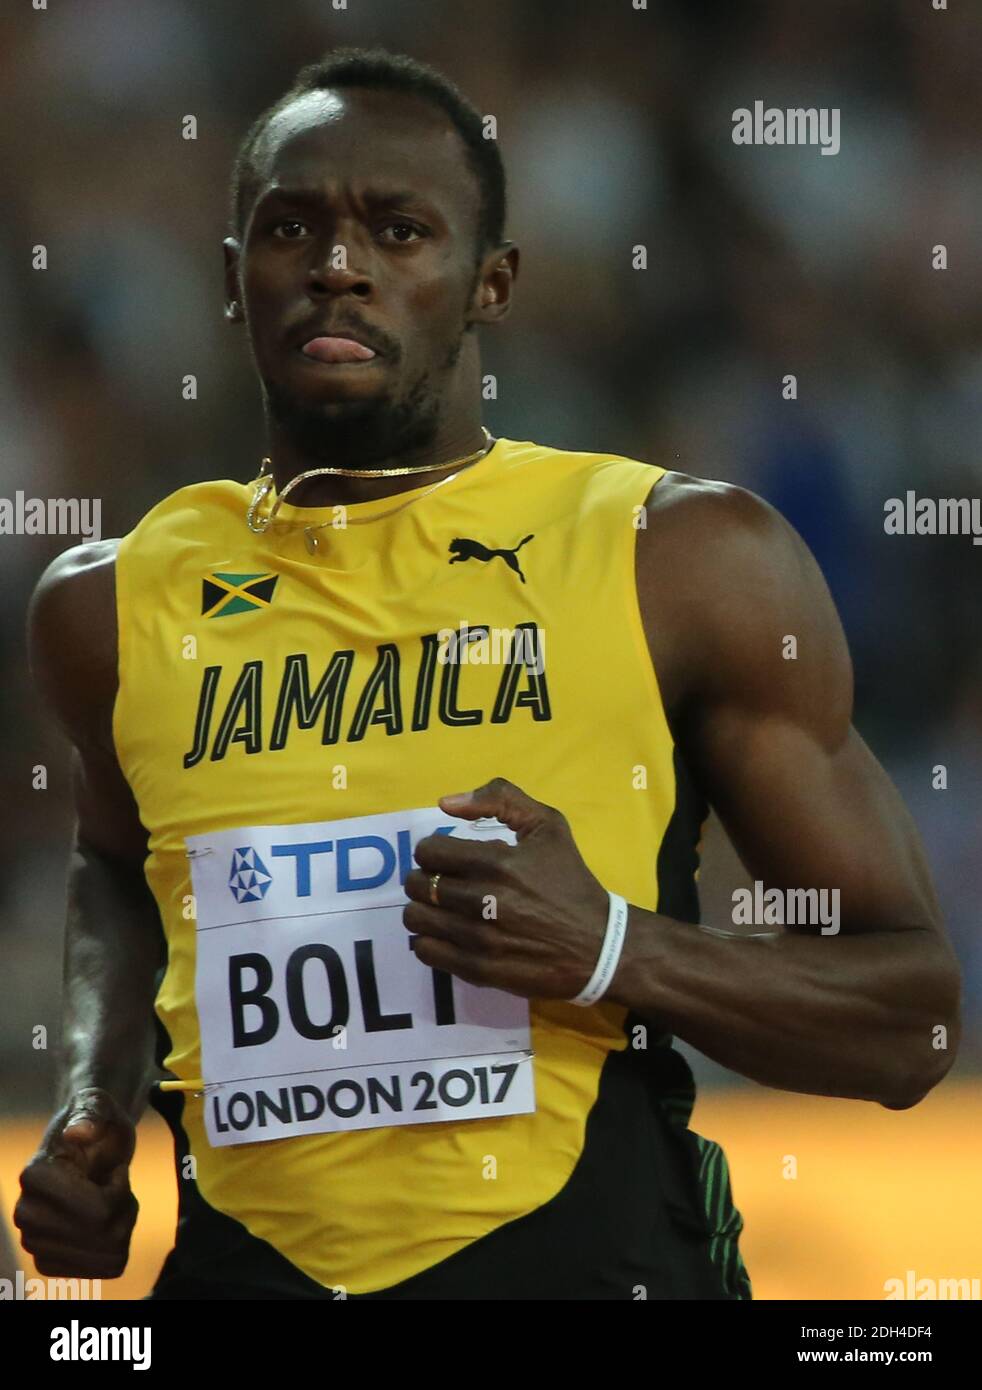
(257, 186), (435, 213)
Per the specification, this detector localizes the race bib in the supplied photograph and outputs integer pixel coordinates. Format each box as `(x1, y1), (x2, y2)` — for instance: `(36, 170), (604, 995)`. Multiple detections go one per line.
(186, 808), (534, 1146)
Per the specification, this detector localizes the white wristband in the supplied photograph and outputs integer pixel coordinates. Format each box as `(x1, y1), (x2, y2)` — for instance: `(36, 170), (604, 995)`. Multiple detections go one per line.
(569, 892), (629, 1006)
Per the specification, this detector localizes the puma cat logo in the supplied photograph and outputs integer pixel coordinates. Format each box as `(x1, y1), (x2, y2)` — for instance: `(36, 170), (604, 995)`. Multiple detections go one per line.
(447, 534), (535, 584)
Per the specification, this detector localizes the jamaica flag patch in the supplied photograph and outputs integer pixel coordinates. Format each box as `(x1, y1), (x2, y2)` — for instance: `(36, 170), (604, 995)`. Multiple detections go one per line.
(202, 572), (278, 618)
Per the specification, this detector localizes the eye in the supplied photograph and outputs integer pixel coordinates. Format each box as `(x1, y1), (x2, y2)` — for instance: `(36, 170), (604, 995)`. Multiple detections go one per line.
(378, 221), (426, 244)
(271, 220), (311, 240)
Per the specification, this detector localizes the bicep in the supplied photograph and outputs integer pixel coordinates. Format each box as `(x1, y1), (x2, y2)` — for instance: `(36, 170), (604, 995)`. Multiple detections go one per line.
(28, 542), (148, 864)
(653, 481), (942, 937)
(687, 708), (941, 936)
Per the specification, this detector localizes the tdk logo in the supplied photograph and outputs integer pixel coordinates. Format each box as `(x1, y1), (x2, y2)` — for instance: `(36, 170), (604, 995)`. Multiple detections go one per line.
(229, 826), (457, 903)
(229, 848), (274, 904)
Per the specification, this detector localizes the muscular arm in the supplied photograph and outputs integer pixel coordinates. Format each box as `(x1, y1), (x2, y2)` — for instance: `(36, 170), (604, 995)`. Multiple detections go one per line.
(613, 475), (961, 1108)
(400, 473), (959, 1111)
(28, 543), (164, 1123)
(14, 543), (164, 1275)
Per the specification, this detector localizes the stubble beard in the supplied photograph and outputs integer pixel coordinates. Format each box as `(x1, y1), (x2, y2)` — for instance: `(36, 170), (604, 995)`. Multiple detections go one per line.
(263, 336), (464, 468)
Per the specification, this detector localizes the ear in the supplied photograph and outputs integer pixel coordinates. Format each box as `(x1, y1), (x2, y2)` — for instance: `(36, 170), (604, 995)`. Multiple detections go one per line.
(467, 242), (520, 327)
(223, 237), (244, 323)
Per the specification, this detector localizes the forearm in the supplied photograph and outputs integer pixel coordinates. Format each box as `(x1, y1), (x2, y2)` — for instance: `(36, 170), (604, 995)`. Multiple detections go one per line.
(608, 910), (961, 1107)
(59, 838), (165, 1122)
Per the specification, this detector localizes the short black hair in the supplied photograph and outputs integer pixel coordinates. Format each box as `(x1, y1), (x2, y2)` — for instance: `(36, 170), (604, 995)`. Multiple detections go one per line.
(229, 47), (506, 260)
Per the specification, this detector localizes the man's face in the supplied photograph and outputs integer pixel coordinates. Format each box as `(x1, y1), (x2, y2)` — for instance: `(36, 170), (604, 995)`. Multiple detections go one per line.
(226, 87), (494, 462)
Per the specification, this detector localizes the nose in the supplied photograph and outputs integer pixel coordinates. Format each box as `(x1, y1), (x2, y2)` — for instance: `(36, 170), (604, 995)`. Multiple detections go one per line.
(306, 232), (374, 301)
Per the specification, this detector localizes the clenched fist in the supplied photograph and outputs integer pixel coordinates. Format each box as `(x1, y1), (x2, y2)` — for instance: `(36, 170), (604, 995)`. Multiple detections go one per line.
(404, 777), (613, 1000)
(13, 1087), (138, 1279)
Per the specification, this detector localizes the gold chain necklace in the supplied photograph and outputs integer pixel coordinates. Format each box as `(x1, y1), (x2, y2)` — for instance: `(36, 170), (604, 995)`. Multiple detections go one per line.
(246, 428), (492, 553)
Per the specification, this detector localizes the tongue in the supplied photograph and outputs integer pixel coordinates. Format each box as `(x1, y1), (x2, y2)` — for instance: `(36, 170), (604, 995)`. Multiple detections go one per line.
(302, 336), (376, 363)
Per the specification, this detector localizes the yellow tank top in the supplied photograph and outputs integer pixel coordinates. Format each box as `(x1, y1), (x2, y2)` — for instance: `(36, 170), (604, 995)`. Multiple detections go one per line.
(113, 435), (698, 1295)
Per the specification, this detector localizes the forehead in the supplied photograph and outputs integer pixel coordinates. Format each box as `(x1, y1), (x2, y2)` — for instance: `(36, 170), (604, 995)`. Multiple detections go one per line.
(253, 87), (478, 209)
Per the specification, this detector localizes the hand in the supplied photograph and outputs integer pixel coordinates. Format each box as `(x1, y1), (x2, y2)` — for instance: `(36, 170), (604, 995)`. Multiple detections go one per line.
(13, 1087), (138, 1279)
(403, 777), (611, 1000)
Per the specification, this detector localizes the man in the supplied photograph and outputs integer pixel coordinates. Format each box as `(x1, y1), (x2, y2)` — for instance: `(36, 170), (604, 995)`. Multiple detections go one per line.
(14, 48), (959, 1301)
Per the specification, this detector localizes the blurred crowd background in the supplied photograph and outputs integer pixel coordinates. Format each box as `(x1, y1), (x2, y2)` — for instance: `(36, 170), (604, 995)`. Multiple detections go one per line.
(1, 0), (980, 1296)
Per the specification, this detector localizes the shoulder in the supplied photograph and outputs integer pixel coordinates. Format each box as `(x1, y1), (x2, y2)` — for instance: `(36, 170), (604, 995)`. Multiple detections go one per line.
(639, 470), (833, 610)
(506, 438), (658, 494)
(640, 470), (794, 558)
(635, 472), (852, 725)
(29, 540), (121, 752)
(31, 538), (120, 626)
(120, 478), (248, 550)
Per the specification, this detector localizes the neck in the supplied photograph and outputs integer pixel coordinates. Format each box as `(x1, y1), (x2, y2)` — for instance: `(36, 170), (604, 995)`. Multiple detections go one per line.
(264, 413), (489, 508)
